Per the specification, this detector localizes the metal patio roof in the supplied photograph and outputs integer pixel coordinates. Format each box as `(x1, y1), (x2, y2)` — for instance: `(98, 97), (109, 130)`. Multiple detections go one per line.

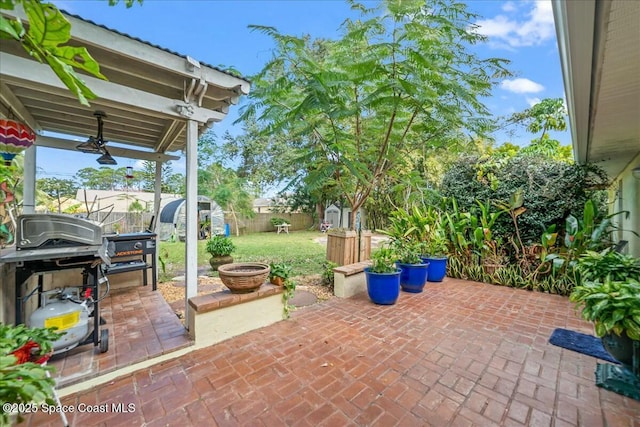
(0, 8), (250, 163)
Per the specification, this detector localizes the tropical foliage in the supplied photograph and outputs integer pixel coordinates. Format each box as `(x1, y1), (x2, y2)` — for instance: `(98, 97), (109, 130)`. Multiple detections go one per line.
(240, 0), (510, 229)
(441, 156), (609, 244)
(369, 245), (399, 274)
(0, 324), (63, 425)
(569, 249), (640, 339)
(0, 0), (141, 106)
(570, 278), (640, 339)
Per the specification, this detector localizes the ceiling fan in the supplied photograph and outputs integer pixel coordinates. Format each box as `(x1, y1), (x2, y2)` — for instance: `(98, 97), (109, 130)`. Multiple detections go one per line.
(76, 111), (117, 165)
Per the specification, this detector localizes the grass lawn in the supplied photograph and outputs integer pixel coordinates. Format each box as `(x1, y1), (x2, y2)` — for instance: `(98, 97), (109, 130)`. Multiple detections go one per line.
(158, 230), (327, 279)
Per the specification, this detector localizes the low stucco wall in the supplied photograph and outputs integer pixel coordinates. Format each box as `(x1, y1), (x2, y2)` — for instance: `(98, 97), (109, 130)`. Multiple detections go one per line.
(188, 284), (284, 349)
(333, 261), (372, 298)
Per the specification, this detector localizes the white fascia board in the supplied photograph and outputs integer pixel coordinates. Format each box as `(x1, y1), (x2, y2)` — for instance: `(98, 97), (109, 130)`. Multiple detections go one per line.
(3, 8), (250, 95)
(551, 0), (596, 165)
(0, 52), (226, 124)
(36, 135), (180, 162)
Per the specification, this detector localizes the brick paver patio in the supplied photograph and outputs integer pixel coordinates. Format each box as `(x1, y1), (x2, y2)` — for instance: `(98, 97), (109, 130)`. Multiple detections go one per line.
(27, 278), (640, 426)
(47, 286), (191, 388)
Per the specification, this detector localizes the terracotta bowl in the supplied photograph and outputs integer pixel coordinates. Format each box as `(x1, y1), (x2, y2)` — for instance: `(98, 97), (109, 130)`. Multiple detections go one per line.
(217, 262), (270, 294)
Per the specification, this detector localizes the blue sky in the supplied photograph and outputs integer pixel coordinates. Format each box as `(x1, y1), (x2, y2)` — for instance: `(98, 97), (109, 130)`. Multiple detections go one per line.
(40, 0), (567, 180)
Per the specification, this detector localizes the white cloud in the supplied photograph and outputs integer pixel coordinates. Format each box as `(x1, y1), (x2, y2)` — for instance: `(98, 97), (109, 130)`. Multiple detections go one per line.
(501, 78), (545, 93)
(502, 2), (517, 12)
(526, 97), (541, 106)
(474, 0), (555, 48)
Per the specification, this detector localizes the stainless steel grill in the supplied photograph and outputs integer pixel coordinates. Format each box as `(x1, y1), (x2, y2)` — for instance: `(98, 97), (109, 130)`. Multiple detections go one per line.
(0, 214), (111, 352)
(17, 214), (104, 250)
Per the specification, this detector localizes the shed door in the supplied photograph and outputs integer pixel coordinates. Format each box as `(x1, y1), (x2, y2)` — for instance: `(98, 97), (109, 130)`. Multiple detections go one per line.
(325, 209), (340, 227)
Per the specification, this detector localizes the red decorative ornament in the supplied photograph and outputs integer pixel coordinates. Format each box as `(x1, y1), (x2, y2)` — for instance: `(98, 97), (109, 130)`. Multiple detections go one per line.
(0, 119), (36, 165)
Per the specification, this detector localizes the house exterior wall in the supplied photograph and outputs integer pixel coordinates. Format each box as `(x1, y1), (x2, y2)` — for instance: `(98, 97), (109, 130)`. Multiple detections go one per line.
(609, 154), (640, 257)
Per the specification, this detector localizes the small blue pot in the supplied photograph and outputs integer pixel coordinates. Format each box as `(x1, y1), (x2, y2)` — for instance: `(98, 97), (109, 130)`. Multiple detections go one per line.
(364, 267), (401, 305)
(397, 262), (429, 293)
(422, 256), (448, 282)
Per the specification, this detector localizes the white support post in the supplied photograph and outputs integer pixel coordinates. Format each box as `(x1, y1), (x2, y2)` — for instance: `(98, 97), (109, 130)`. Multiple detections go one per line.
(153, 161), (162, 287)
(154, 161), (162, 231)
(184, 119), (199, 327)
(22, 145), (36, 214)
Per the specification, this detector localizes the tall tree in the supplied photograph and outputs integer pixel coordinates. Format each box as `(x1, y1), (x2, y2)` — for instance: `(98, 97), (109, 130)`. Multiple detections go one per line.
(164, 173), (185, 195)
(137, 161), (180, 193)
(243, 0), (510, 229)
(199, 163), (255, 236)
(507, 98), (572, 162)
(37, 177), (78, 213)
(75, 167), (123, 190)
(37, 177), (77, 199)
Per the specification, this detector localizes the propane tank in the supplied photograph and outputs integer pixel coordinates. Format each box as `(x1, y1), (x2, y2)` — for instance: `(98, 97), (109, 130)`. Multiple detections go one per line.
(29, 288), (92, 354)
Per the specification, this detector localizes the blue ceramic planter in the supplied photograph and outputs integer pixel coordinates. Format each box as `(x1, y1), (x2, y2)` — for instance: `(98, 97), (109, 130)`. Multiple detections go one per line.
(397, 262), (429, 293)
(422, 256), (448, 282)
(364, 267), (401, 305)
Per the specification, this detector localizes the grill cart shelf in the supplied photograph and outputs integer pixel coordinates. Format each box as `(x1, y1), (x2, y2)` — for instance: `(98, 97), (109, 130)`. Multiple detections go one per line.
(104, 232), (157, 290)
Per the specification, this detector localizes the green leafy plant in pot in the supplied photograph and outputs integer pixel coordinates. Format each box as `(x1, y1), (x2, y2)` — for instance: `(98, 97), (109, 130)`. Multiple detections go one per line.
(422, 227), (449, 283)
(395, 241), (429, 293)
(365, 246), (401, 305)
(206, 235), (235, 271)
(269, 261), (293, 286)
(267, 261), (297, 318)
(570, 250), (640, 397)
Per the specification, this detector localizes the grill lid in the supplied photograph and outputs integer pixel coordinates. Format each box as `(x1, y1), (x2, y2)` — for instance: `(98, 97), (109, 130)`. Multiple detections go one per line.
(17, 214), (103, 250)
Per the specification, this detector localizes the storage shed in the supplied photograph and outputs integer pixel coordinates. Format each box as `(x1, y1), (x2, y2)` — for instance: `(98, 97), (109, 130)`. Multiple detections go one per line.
(324, 204), (341, 228)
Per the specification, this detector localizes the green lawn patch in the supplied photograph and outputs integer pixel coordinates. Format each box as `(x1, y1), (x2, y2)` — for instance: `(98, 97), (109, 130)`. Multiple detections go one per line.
(158, 231), (326, 278)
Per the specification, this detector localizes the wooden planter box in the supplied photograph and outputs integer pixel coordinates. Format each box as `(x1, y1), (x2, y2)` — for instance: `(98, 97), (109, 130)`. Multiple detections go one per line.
(326, 230), (372, 266)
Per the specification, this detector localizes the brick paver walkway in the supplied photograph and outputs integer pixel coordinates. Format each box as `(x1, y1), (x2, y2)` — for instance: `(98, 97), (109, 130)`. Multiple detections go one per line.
(27, 279), (640, 426)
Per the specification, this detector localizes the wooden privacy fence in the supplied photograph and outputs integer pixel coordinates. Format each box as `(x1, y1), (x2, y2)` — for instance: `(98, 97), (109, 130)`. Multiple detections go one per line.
(326, 229), (372, 266)
(85, 211), (313, 236)
(225, 213), (314, 235)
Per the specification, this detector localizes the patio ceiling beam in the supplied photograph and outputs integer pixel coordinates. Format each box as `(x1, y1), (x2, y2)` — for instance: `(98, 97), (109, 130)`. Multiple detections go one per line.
(4, 9), (250, 96)
(155, 120), (184, 153)
(36, 135), (180, 162)
(22, 102), (165, 135)
(0, 82), (41, 133)
(0, 52), (226, 124)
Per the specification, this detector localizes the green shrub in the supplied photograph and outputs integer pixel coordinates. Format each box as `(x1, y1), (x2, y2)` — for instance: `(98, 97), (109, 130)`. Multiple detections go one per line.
(205, 235), (235, 257)
(369, 246), (398, 273)
(570, 278), (640, 339)
(270, 217), (290, 227)
(322, 261), (338, 286)
(577, 249), (640, 283)
(441, 155), (608, 245)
